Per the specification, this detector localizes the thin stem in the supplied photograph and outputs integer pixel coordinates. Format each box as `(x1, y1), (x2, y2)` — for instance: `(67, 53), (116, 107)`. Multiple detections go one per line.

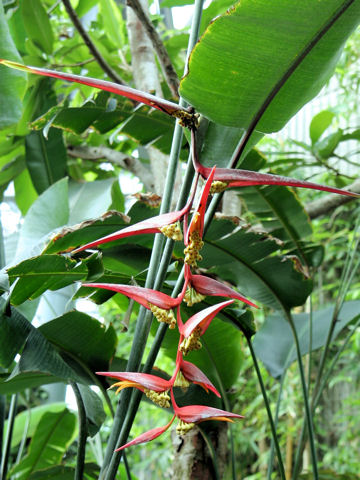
(307, 296), (313, 392)
(247, 339), (286, 480)
(127, 0), (180, 97)
(0, 395), (5, 467)
(267, 373), (286, 480)
(286, 312), (318, 480)
(0, 394), (18, 480)
(70, 382), (88, 480)
(61, 0), (126, 85)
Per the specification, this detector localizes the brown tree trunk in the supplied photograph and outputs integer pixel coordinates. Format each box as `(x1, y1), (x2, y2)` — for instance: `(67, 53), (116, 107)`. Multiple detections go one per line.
(171, 423), (229, 480)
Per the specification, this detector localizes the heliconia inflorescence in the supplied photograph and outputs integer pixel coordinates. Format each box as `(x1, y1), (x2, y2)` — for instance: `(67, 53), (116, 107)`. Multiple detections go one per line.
(3, 56), (358, 451)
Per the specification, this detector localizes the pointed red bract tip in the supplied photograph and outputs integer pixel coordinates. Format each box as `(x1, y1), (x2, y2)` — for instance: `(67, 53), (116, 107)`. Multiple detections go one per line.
(115, 415), (176, 451)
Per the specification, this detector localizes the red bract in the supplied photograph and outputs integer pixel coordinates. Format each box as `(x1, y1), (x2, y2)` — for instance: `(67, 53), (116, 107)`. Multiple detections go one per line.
(180, 299), (234, 338)
(190, 131), (360, 198)
(83, 283), (181, 329)
(184, 265), (258, 308)
(71, 203), (191, 254)
(179, 358), (220, 397)
(116, 416), (176, 451)
(96, 371), (172, 392)
(0, 59), (196, 126)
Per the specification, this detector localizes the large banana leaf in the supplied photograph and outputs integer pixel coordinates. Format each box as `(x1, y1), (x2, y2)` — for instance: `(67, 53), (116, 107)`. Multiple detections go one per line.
(253, 300), (360, 378)
(180, 0), (360, 132)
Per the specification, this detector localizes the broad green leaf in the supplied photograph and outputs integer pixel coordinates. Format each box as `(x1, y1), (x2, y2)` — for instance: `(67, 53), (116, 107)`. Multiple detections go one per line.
(15, 178), (69, 261)
(110, 179), (125, 213)
(0, 156), (25, 189)
(68, 179), (114, 225)
(9, 402), (67, 447)
(76, 0), (99, 17)
(300, 470), (358, 480)
(8, 255), (87, 305)
(309, 110), (336, 143)
(0, 303), (31, 368)
(28, 463), (101, 480)
(100, 0), (125, 48)
(21, 0), (54, 54)
(10, 409), (76, 480)
(0, 2), (27, 127)
(77, 384), (106, 436)
(0, 372), (63, 395)
(253, 300), (360, 379)
(180, 0), (360, 131)
(29, 466), (75, 480)
(25, 129), (67, 194)
(314, 129), (343, 158)
(43, 211), (130, 254)
(38, 311), (117, 372)
(239, 184), (319, 266)
(14, 168), (38, 216)
(199, 217), (313, 311)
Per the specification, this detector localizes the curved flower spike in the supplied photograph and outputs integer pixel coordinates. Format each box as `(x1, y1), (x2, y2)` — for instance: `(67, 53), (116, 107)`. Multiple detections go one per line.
(184, 265), (258, 308)
(0, 59), (197, 126)
(83, 283), (182, 328)
(179, 300), (234, 355)
(179, 358), (220, 397)
(72, 204), (190, 254)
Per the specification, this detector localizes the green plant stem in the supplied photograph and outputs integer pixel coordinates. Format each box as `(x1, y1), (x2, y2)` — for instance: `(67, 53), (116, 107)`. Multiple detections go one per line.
(307, 296), (313, 392)
(286, 312), (318, 480)
(247, 338), (286, 480)
(70, 382), (87, 480)
(0, 393), (18, 480)
(267, 373), (285, 480)
(0, 395), (5, 467)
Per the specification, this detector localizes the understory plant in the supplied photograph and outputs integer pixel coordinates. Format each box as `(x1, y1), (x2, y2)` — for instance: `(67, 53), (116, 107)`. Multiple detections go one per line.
(1, 1), (360, 479)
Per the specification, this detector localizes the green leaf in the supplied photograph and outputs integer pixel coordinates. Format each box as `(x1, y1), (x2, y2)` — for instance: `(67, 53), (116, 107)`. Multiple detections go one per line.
(0, 2), (27, 128)
(314, 129), (343, 158)
(14, 168), (38, 216)
(38, 311), (117, 372)
(43, 211), (130, 254)
(253, 300), (360, 379)
(0, 372), (63, 395)
(10, 409), (76, 480)
(309, 110), (335, 143)
(110, 179), (125, 213)
(15, 178), (69, 261)
(21, 0), (54, 55)
(0, 155), (25, 188)
(76, 384), (106, 436)
(25, 129), (67, 194)
(9, 402), (67, 447)
(99, 0), (125, 49)
(76, 0), (99, 17)
(8, 255), (87, 305)
(199, 217), (313, 311)
(0, 303), (31, 368)
(29, 466), (75, 480)
(180, 0), (360, 131)
(240, 184), (315, 265)
(68, 179), (114, 225)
